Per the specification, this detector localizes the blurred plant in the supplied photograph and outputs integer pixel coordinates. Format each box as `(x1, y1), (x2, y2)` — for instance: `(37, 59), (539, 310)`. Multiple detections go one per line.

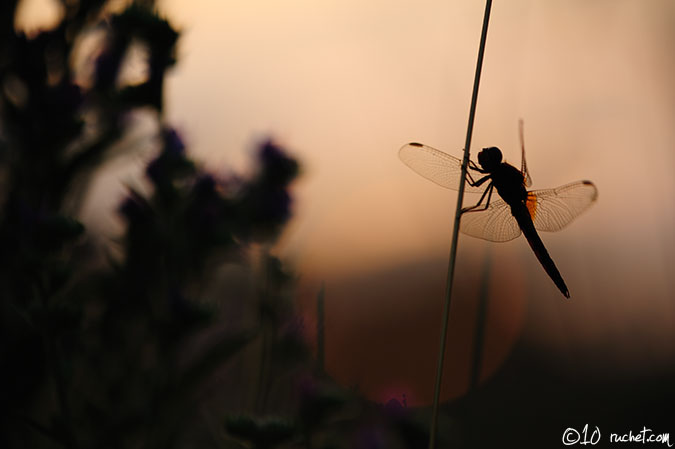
(0, 1), (429, 448)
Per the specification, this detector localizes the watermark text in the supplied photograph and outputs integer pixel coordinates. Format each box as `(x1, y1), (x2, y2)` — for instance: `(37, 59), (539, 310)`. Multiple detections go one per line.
(563, 425), (672, 447)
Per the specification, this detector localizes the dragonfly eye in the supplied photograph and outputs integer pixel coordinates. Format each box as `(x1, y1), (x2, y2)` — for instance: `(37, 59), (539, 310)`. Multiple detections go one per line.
(478, 146), (502, 170)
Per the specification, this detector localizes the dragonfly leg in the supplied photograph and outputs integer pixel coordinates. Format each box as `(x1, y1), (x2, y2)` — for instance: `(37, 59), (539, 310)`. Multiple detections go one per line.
(467, 162), (479, 184)
(461, 182), (494, 214)
(467, 172), (490, 188)
(467, 162), (487, 185)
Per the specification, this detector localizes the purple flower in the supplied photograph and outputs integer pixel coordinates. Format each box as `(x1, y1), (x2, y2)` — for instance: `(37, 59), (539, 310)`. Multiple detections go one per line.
(259, 139), (298, 186)
(146, 127), (192, 185)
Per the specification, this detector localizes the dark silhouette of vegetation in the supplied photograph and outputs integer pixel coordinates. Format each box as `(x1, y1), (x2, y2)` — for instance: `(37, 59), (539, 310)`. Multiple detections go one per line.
(0, 1), (427, 448)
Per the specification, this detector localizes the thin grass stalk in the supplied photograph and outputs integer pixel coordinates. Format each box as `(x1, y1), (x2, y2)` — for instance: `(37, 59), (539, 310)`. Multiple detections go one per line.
(317, 282), (326, 372)
(428, 1), (492, 448)
(470, 249), (492, 391)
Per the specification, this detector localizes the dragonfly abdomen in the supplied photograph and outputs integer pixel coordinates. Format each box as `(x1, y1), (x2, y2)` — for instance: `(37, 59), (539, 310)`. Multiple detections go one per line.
(511, 203), (570, 298)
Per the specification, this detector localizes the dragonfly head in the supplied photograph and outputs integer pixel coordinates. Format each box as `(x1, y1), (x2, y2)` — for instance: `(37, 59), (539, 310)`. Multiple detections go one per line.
(477, 146), (502, 172)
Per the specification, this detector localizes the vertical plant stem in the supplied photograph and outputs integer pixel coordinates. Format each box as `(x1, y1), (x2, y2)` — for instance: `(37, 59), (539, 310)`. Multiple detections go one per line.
(255, 248), (272, 413)
(470, 249), (492, 391)
(428, 1), (492, 448)
(317, 282), (325, 373)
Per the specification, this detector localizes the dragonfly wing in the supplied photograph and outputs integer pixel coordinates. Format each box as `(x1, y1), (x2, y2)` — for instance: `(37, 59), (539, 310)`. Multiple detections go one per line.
(528, 180), (598, 232)
(399, 143), (486, 193)
(460, 198), (522, 242)
(518, 120), (533, 188)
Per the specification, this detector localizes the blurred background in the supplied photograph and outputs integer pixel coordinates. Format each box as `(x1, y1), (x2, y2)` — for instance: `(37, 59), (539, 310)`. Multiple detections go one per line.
(16, 0), (675, 435)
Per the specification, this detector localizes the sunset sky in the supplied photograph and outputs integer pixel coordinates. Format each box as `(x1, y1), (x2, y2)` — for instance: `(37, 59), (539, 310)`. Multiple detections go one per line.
(17, 0), (675, 407)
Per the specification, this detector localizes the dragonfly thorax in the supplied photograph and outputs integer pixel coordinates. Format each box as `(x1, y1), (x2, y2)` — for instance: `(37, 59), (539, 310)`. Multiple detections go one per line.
(477, 146), (502, 172)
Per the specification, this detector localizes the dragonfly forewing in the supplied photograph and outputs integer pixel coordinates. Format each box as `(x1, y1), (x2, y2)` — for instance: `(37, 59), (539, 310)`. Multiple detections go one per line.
(399, 143), (486, 193)
(519, 119), (533, 188)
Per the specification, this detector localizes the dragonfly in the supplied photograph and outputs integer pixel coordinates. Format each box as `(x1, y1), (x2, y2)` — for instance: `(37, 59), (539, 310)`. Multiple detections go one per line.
(399, 124), (598, 298)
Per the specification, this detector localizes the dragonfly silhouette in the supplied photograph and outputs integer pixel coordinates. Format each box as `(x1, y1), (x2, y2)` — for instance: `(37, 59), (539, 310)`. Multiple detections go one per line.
(399, 124), (597, 298)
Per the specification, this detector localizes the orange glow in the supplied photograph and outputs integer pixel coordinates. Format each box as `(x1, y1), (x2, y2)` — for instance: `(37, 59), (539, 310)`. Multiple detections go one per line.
(526, 191), (537, 220)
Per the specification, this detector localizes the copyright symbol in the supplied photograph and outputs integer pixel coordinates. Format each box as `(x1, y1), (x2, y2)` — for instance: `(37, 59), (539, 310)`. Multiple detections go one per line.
(562, 427), (580, 445)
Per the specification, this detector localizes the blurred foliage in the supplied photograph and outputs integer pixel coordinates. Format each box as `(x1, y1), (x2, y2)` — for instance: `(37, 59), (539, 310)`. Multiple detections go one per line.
(0, 1), (428, 448)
